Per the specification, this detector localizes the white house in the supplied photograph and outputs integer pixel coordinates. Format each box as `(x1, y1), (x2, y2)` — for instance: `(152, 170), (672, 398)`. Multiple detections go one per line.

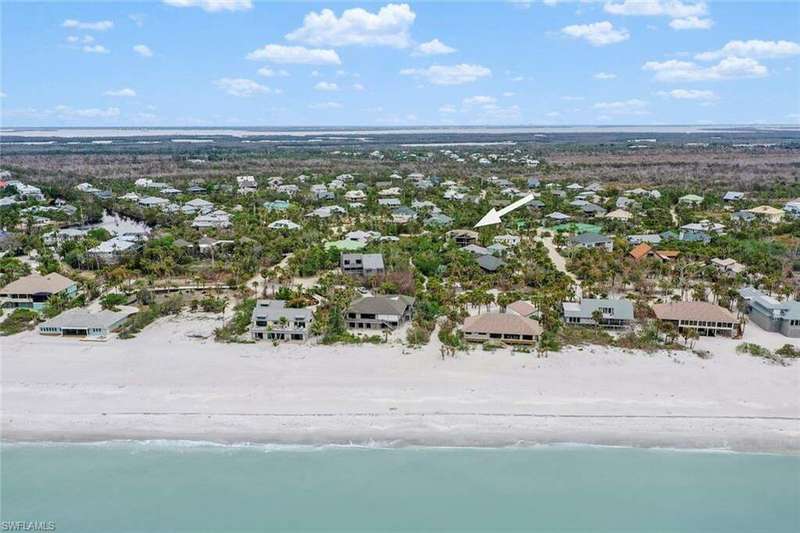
(268, 219), (301, 230)
(192, 210), (231, 229)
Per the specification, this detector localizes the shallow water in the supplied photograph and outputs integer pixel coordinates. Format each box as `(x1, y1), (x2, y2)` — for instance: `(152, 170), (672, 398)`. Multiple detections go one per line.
(1, 442), (798, 532)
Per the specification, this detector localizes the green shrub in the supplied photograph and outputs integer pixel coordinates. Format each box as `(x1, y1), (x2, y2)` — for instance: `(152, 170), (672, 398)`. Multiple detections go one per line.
(736, 342), (786, 365)
(483, 340), (504, 351)
(776, 344), (800, 359)
(0, 308), (39, 336)
(406, 325), (431, 346)
(214, 298), (256, 342)
(101, 293), (128, 311)
(198, 296), (227, 313)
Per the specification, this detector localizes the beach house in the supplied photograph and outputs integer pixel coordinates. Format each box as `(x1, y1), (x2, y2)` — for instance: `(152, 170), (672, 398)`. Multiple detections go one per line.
(462, 313), (542, 345)
(346, 295), (415, 331)
(652, 302), (740, 337)
(38, 308), (136, 338)
(250, 299), (313, 342)
(0, 273), (78, 311)
(738, 287), (800, 338)
(562, 299), (635, 329)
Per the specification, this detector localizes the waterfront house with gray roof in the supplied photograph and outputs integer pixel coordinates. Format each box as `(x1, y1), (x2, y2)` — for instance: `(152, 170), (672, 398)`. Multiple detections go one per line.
(0, 273), (78, 312)
(738, 287), (800, 338)
(346, 295), (414, 331)
(251, 299), (313, 342)
(39, 307), (135, 338)
(562, 298), (634, 329)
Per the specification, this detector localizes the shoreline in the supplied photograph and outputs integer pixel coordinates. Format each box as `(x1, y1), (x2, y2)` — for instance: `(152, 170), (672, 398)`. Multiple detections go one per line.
(3, 314), (799, 454)
(4, 437), (798, 457)
(4, 415), (799, 454)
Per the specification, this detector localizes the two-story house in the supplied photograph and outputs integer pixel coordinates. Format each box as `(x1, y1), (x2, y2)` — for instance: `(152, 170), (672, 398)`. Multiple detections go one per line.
(340, 253), (385, 277)
(251, 300), (313, 342)
(346, 295), (415, 331)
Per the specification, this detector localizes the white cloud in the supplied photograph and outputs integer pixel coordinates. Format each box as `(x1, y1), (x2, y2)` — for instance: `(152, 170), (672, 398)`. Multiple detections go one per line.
(308, 101), (343, 110)
(246, 44), (341, 65)
(593, 72), (617, 80)
(62, 19), (114, 31)
(657, 88), (718, 101)
(593, 99), (650, 115)
(439, 104), (457, 113)
(0, 91), (6, 98)
(314, 81), (339, 91)
(66, 35), (95, 44)
(104, 88), (137, 97)
(695, 40), (800, 61)
(503, 91), (516, 97)
(463, 95), (497, 106)
(669, 16), (712, 30)
(162, 0), (252, 12)
(561, 95), (585, 101)
(129, 14), (146, 27)
(603, 1), (707, 18)
(414, 38), (456, 56)
(257, 67), (289, 77)
(214, 78), (272, 97)
(352, 83), (365, 91)
(83, 45), (109, 54)
(400, 64), (491, 85)
(561, 21), (629, 46)
(55, 105), (120, 118)
(286, 4), (415, 48)
(643, 57), (768, 82)
(133, 44), (153, 57)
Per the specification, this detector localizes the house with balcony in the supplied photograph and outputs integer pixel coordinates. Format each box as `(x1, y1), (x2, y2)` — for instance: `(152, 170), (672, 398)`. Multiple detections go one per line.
(562, 298), (635, 329)
(0, 273), (78, 312)
(738, 287), (800, 338)
(341, 253), (385, 277)
(652, 301), (740, 337)
(346, 295), (414, 331)
(250, 299), (313, 342)
(462, 312), (542, 345)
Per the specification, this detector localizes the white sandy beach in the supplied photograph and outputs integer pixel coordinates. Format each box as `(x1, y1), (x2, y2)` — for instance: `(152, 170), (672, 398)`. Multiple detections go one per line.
(2, 313), (799, 452)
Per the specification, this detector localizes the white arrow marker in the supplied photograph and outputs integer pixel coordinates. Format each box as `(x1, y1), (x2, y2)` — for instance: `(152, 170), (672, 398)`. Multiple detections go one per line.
(474, 193), (535, 228)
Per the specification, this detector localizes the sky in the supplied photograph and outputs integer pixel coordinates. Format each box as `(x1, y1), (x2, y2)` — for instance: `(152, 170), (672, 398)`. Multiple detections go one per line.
(1, 0), (799, 127)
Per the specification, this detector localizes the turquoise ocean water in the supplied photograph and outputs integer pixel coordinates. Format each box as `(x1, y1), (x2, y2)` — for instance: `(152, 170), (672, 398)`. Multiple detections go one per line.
(1, 442), (798, 532)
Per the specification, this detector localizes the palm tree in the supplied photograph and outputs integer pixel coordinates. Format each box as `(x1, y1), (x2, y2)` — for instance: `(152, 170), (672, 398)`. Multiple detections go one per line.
(591, 309), (603, 330)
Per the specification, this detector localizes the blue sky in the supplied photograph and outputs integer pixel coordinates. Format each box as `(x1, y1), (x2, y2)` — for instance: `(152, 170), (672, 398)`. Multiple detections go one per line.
(1, 1), (799, 126)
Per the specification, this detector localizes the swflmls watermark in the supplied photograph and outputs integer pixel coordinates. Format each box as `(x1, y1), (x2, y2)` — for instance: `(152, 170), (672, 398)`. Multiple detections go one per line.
(1, 521), (56, 531)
